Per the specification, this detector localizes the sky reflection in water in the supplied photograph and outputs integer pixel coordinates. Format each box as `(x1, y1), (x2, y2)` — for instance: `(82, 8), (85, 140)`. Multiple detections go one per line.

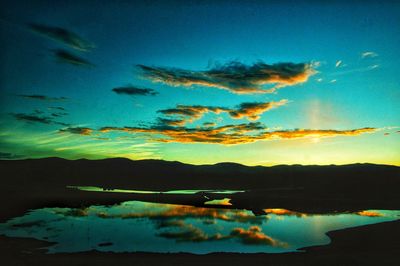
(0, 201), (399, 254)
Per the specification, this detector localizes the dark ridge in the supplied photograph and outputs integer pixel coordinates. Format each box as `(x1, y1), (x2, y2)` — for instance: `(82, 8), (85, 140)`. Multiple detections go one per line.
(0, 157), (399, 222)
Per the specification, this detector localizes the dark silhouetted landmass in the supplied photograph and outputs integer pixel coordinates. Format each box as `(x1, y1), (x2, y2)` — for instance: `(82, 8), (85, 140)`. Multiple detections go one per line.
(0, 157), (399, 221)
(0, 158), (399, 265)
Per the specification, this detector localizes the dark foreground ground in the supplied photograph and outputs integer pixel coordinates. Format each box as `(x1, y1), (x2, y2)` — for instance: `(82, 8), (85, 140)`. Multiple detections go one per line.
(1, 158), (399, 265)
(1, 219), (399, 266)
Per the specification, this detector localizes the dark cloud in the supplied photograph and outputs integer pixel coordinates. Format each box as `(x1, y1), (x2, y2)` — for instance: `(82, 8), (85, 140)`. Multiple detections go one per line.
(59, 127), (93, 135)
(157, 118), (186, 127)
(228, 100), (288, 120)
(48, 106), (67, 111)
(138, 61), (315, 94)
(28, 23), (94, 52)
(51, 112), (68, 117)
(158, 105), (228, 124)
(203, 122), (217, 127)
(98, 242), (113, 247)
(158, 100), (288, 125)
(11, 113), (69, 126)
(53, 49), (94, 67)
(112, 86), (158, 96)
(18, 94), (68, 101)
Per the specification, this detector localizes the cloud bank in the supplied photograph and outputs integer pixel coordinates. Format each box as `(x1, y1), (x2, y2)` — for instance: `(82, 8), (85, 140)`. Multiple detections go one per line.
(99, 123), (376, 145)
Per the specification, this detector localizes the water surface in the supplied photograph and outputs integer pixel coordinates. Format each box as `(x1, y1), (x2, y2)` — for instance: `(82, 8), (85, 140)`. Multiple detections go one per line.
(0, 201), (398, 254)
(67, 185), (245, 195)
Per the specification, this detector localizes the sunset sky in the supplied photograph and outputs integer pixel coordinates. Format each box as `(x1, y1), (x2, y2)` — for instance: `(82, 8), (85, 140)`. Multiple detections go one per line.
(0, 0), (399, 165)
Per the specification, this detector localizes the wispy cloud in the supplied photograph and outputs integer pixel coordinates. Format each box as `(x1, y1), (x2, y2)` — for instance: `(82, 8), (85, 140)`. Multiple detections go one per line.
(368, 64), (379, 70)
(138, 61), (316, 94)
(0, 151), (24, 159)
(48, 106), (67, 111)
(0, 128), (161, 161)
(53, 49), (94, 67)
(11, 113), (69, 126)
(51, 112), (68, 118)
(157, 118), (187, 127)
(59, 127), (93, 135)
(99, 123), (376, 145)
(28, 23), (94, 52)
(18, 94), (68, 101)
(361, 51), (378, 58)
(228, 100), (288, 120)
(112, 85), (158, 96)
(158, 100), (288, 125)
(203, 122), (217, 127)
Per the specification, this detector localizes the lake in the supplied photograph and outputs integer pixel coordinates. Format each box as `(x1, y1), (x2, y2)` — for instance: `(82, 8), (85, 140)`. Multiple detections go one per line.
(0, 201), (398, 254)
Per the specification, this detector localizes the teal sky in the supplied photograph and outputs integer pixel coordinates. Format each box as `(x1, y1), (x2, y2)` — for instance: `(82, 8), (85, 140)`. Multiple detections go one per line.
(0, 0), (399, 165)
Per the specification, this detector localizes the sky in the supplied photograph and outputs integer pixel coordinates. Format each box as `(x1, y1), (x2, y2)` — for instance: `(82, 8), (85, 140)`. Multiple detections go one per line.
(0, 0), (399, 166)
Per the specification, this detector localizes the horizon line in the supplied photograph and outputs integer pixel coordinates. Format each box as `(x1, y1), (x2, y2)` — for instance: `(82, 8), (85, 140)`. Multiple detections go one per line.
(1, 156), (399, 168)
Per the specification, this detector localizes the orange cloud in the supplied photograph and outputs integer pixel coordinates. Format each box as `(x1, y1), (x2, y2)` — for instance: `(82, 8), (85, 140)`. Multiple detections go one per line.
(138, 61), (315, 94)
(157, 100), (287, 126)
(99, 124), (376, 145)
(228, 100), (288, 120)
(356, 210), (383, 217)
(261, 128), (376, 139)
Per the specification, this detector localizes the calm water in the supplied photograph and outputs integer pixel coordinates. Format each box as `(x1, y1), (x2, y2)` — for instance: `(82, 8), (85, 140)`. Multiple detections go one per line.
(0, 201), (398, 254)
(67, 185), (245, 194)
